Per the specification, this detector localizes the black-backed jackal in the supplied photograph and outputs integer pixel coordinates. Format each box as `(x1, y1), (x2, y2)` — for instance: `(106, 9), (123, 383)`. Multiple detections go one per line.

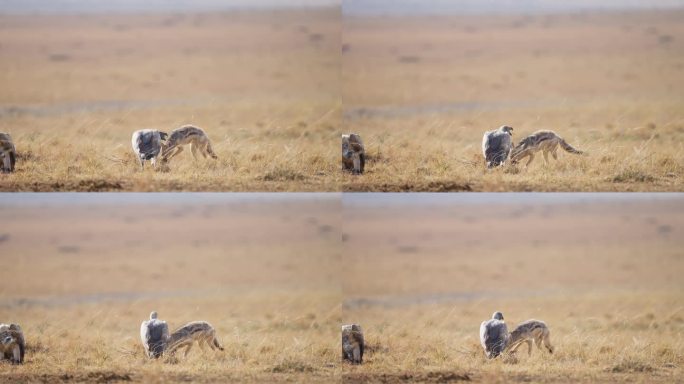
(341, 324), (364, 364)
(162, 125), (218, 163)
(165, 321), (224, 358)
(0, 323), (25, 364)
(510, 130), (583, 167)
(0, 133), (16, 173)
(505, 319), (554, 356)
(342, 134), (365, 174)
(131, 129), (168, 171)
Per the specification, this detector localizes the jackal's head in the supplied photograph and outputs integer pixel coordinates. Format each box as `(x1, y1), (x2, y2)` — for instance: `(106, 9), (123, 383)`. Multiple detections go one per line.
(509, 138), (532, 163)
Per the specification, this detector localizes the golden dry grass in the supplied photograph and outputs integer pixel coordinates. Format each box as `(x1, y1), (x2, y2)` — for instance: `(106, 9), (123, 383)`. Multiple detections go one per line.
(341, 195), (684, 382)
(342, 10), (684, 191)
(0, 9), (341, 191)
(0, 196), (342, 383)
(1, 9), (682, 191)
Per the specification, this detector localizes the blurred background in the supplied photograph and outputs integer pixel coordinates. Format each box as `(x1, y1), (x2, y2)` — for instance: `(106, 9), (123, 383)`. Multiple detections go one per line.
(343, 0), (684, 15)
(0, 193), (341, 382)
(341, 0), (684, 191)
(0, 0), (341, 191)
(341, 193), (684, 382)
(2, 1), (338, 13)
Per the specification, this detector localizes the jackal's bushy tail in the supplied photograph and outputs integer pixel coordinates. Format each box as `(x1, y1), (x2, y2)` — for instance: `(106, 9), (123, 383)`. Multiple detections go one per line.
(541, 328), (554, 353)
(206, 141), (218, 159)
(559, 138), (583, 155)
(213, 337), (224, 351)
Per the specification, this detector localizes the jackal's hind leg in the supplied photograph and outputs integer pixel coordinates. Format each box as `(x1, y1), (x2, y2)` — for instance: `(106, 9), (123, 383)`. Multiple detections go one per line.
(206, 336), (219, 350)
(551, 148), (558, 160)
(526, 340), (533, 356)
(543, 150), (550, 164)
(183, 342), (193, 357)
(191, 143), (200, 160)
(196, 144), (206, 159)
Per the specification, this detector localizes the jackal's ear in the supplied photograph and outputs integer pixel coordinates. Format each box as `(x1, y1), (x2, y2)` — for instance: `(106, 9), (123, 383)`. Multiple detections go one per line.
(159, 132), (169, 141)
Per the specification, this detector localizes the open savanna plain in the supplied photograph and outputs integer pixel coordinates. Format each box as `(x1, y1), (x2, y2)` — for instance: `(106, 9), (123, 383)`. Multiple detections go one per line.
(341, 194), (684, 383)
(0, 195), (342, 383)
(0, 8), (340, 191)
(342, 10), (684, 191)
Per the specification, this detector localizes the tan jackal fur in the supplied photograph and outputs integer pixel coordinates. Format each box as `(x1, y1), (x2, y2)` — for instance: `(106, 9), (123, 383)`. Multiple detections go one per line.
(0, 133), (17, 173)
(510, 130), (583, 167)
(161, 125), (218, 163)
(165, 321), (224, 357)
(341, 324), (364, 364)
(341, 134), (365, 174)
(505, 319), (554, 356)
(0, 323), (25, 364)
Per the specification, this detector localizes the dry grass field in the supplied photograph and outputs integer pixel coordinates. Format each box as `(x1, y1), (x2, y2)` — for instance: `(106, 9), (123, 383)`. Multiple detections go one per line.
(0, 8), (341, 191)
(341, 194), (684, 382)
(342, 10), (684, 191)
(0, 195), (342, 383)
(1, 8), (682, 191)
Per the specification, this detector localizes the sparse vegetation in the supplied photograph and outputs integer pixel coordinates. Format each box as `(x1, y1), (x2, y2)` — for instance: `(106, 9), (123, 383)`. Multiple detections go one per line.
(0, 9), (341, 191)
(342, 10), (684, 191)
(341, 197), (684, 382)
(0, 199), (342, 383)
(0, 10), (682, 191)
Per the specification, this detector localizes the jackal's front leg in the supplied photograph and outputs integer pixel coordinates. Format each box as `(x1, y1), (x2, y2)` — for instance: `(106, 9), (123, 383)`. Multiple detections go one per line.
(525, 153), (535, 167)
(184, 343), (193, 357)
(164, 146), (183, 162)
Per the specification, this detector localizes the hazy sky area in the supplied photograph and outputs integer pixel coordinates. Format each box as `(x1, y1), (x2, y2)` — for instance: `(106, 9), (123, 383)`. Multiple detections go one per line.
(343, 0), (684, 15)
(2, 0), (684, 14)
(0, 0), (339, 14)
